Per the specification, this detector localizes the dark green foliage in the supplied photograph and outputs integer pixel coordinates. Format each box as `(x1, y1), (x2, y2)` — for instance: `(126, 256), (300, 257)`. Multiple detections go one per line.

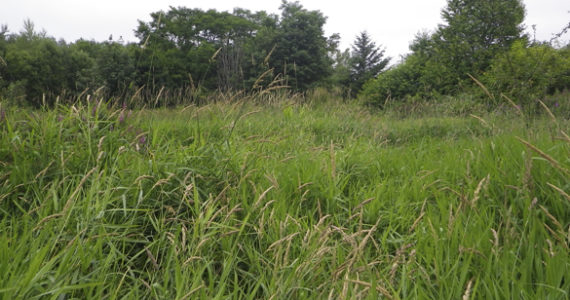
(483, 41), (570, 106)
(0, 25), (9, 92)
(329, 48), (352, 97)
(1, 0), (567, 109)
(3, 33), (68, 105)
(360, 54), (426, 106)
(360, 33), (441, 104)
(237, 10), (280, 90)
(134, 7), (230, 91)
(349, 31), (389, 95)
(0, 5), (336, 105)
(94, 42), (135, 96)
(132, 4), (336, 93)
(219, 9), (279, 91)
(270, 1), (334, 90)
(132, 7), (281, 92)
(0, 22), (137, 106)
(363, 0), (528, 105)
(65, 41), (96, 92)
(434, 0), (526, 82)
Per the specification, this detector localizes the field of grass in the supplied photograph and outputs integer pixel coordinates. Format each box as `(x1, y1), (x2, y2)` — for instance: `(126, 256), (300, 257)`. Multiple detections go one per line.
(0, 96), (569, 299)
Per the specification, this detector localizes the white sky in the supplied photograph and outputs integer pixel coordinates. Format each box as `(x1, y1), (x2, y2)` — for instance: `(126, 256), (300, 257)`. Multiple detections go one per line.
(1, 0), (569, 60)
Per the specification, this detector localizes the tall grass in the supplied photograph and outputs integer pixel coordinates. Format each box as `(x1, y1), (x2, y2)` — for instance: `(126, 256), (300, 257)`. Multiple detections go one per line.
(0, 94), (568, 299)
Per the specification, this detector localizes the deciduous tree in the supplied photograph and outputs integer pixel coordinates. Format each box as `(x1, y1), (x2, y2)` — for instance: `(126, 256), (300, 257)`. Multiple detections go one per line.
(271, 1), (333, 90)
(433, 0), (526, 87)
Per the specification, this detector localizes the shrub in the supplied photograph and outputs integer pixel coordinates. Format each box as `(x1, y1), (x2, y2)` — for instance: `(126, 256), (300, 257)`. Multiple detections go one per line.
(483, 41), (570, 107)
(359, 54), (425, 107)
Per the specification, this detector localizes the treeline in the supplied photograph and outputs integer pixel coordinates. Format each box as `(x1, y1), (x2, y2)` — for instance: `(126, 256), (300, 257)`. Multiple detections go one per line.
(0, 0), (569, 108)
(0, 1), (362, 107)
(362, 0), (570, 107)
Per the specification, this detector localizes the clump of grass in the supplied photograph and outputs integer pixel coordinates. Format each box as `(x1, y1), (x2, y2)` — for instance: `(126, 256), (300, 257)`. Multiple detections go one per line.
(0, 94), (568, 298)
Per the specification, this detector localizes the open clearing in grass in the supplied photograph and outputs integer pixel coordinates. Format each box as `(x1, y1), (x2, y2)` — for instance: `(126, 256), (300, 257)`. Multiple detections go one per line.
(0, 98), (568, 299)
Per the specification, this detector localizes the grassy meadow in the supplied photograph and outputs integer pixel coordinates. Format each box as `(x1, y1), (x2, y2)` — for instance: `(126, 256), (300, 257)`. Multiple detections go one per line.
(0, 94), (569, 299)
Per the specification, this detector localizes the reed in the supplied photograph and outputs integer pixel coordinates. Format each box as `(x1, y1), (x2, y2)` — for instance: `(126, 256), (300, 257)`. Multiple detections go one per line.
(0, 92), (568, 299)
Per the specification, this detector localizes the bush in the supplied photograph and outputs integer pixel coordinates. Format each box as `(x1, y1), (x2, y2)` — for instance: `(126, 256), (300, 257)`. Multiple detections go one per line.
(359, 51), (464, 108)
(359, 54), (425, 107)
(483, 41), (570, 107)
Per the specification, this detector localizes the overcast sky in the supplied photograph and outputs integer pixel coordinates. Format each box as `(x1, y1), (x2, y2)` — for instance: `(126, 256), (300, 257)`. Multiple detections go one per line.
(1, 0), (569, 60)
